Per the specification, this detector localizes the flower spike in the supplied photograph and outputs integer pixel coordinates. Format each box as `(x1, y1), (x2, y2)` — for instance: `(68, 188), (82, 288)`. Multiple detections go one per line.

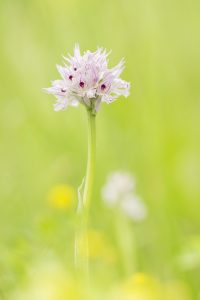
(44, 45), (130, 114)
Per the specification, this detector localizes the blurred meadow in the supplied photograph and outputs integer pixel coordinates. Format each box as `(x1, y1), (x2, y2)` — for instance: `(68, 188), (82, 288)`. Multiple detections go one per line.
(0, 0), (200, 299)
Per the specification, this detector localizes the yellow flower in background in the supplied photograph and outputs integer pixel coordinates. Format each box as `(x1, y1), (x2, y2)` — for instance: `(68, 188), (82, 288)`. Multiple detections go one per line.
(129, 272), (153, 285)
(111, 273), (163, 300)
(12, 260), (85, 300)
(78, 229), (116, 263)
(48, 184), (76, 210)
(112, 273), (191, 300)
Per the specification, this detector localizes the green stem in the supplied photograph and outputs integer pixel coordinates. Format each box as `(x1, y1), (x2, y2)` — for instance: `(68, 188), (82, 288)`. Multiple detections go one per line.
(75, 108), (96, 279)
(83, 109), (96, 210)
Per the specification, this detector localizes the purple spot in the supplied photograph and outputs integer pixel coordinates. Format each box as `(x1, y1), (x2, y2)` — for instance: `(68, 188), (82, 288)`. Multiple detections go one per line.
(69, 75), (73, 80)
(79, 81), (85, 88)
(101, 84), (106, 91)
(61, 88), (66, 93)
(74, 67), (77, 71)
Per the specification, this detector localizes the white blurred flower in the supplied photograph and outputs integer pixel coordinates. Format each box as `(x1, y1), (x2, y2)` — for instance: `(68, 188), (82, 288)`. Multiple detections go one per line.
(102, 171), (147, 222)
(102, 172), (135, 206)
(44, 44), (130, 114)
(121, 194), (147, 221)
(177, 235), (200, 271)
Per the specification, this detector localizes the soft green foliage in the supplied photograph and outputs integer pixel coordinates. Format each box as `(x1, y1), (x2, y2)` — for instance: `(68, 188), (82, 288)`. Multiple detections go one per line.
(0, 0), (200, 299)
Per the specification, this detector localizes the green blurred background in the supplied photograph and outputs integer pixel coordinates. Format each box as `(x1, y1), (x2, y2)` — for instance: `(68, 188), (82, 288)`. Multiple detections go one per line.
(0, 0), (200, 299)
